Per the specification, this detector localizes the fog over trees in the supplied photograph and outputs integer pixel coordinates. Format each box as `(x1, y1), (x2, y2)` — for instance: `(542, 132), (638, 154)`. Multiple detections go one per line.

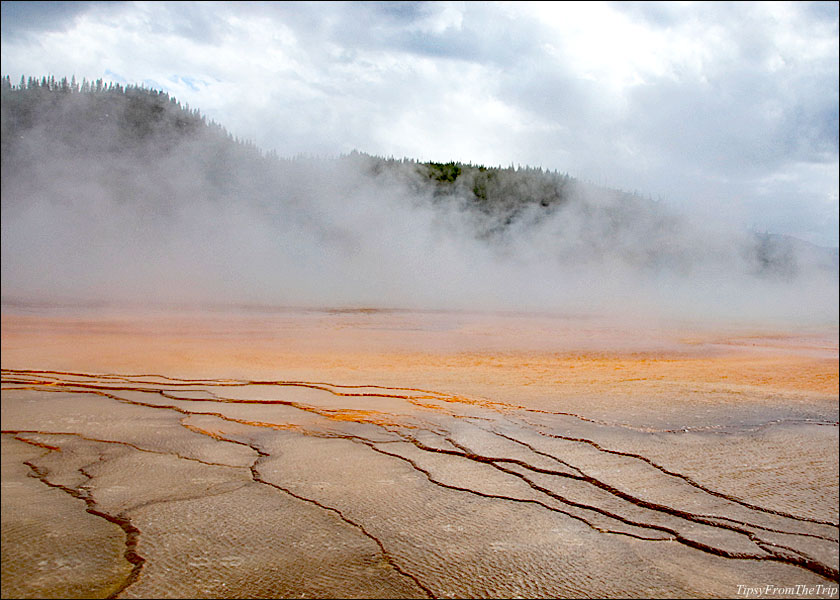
(1, 76), (837, 322)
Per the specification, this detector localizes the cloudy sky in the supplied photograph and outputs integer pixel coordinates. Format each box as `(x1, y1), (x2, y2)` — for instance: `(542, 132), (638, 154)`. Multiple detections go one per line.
(2, 1), (838, 247)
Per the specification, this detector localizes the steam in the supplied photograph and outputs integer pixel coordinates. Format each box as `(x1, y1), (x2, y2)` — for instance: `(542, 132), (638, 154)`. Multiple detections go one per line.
(1, 90), (837, 326)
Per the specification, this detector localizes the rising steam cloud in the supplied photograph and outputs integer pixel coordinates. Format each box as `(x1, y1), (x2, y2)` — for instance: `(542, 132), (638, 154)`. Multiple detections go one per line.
(1, 82), (837, 326)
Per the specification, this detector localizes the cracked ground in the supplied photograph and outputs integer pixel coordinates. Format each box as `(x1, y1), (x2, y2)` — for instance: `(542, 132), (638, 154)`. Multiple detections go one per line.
(1, 309), (837, 598)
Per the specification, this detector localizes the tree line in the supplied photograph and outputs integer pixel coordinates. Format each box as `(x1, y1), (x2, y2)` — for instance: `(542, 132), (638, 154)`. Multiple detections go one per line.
(0, 75), (678, 245)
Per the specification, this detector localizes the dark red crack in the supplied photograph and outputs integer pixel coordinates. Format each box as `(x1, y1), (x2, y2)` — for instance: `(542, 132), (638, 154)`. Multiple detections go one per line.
(8, 434), (144, 599)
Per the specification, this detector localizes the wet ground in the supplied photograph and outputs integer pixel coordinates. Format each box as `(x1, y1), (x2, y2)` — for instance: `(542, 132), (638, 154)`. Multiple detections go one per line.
(1, 307), (838, 598)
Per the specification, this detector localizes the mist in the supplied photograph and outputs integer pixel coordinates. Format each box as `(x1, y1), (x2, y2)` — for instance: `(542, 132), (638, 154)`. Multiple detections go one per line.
(2, 81), (837, 326)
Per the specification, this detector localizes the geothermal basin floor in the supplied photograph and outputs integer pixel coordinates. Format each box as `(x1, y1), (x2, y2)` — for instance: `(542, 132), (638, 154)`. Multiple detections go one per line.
(1, 308), (838, 598)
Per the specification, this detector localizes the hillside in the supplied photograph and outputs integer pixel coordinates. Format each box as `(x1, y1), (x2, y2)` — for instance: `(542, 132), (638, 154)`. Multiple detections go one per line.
(1, 76), (617, 232)
(1, 76), (836, 313)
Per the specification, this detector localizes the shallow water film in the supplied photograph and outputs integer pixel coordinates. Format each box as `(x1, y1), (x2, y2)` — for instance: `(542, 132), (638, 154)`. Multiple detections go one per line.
(1, 308), (838, 599)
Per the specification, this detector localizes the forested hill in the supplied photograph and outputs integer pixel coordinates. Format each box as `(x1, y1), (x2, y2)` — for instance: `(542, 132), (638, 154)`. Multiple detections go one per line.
(2, 75), (836, 298)
(1, 75), (635, 237)
(2, 75), (263, 204)
(2, 75), (217, 152)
